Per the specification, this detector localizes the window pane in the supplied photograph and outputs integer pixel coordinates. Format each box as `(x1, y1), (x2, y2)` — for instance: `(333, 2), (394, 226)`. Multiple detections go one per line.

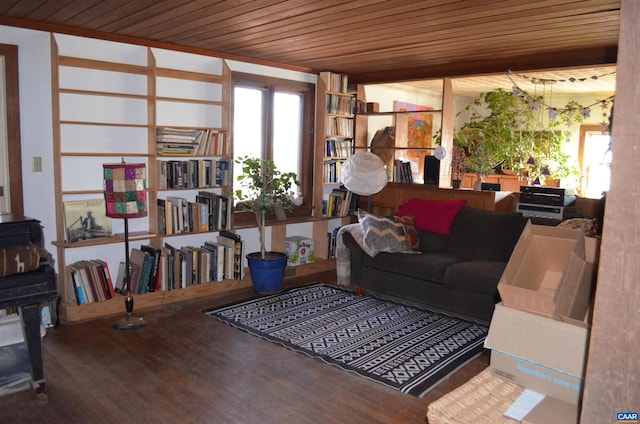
(233, 87), (263, 196)
(583, 132), (611, 198)
(233, 87), (263, 159)
(273, 92), (302, 180)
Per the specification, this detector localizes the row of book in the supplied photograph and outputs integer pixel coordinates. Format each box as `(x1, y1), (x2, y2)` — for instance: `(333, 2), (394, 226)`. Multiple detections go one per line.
(324, 187), (360, 217)
(325, 138), (353, 158)
(158, 158), (230, 189)
(326, 226), (341, 259)
(321, 71), (349, 94)
(156, 127), (226, 157)
(66, 232), (246, 305)
(157, 191), (232, 235)
(65, 259), (115, 305)
(325, 116), (354, 137)
(325, 93), (355, 116)
(393, 159), (419, 183)
(323, 159), (344, 183)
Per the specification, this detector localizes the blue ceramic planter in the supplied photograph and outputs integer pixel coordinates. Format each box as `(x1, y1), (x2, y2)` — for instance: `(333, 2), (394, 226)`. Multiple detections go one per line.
(247, 251), (288, 294)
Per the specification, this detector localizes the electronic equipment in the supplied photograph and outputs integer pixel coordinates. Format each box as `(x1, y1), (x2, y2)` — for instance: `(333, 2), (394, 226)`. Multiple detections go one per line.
(481, 182), (501, 191)
(520, 186), (565, 206)
(423, 155), (440, 185)
(516, 202), (565, 220)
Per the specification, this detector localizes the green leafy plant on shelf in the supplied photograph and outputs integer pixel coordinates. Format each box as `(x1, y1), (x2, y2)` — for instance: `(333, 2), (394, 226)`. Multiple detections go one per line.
(454, 88), (583, 184)
(234, 155), (299, 259)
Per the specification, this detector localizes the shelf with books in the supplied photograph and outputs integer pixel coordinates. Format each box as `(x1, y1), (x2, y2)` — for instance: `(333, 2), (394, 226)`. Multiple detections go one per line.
(157, 157), (230, 190)
(316, 72), (357, 191)
(51, 34), (240, 322)
(353, 81), (447, 186)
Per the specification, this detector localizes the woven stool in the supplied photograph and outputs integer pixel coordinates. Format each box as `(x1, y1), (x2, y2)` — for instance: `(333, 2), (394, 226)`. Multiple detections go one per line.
(427, 368), (523, 424)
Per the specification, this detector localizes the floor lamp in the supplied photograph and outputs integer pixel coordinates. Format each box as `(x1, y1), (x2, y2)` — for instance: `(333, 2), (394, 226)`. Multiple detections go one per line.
(103, 161), (148, 331)
(340, 151), (389, 211)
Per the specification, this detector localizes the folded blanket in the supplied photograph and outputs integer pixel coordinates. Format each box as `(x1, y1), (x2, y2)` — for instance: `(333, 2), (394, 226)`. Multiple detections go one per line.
(335, 223), (377, 286)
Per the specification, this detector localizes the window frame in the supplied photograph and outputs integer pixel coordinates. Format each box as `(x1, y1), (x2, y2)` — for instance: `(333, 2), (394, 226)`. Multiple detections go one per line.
(231, 72), (315, 225)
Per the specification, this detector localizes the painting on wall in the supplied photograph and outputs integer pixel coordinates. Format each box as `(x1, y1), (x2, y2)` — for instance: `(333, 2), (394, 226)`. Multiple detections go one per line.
(393, 101), (434, 182)
(393, 101), (434, 148)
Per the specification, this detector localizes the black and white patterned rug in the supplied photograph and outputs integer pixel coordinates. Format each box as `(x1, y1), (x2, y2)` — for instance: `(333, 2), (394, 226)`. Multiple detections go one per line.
(204, 283), (488, 397)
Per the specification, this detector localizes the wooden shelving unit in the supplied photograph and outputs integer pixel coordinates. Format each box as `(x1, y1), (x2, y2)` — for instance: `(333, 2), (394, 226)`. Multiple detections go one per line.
(51, 36), (351, 323)
(314, 72), (357, 218)
(60, 257), (337, 322)
(50, 34), (245, 322)
(353, 81), (447, 185)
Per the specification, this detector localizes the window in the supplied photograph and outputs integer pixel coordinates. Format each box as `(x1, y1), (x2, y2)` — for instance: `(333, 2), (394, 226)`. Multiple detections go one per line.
(232, 73), (314, 222)
(579, 125), (611, 199)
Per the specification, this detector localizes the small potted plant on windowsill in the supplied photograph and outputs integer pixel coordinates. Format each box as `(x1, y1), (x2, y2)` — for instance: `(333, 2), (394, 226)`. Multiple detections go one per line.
(234, 155), (300, 294)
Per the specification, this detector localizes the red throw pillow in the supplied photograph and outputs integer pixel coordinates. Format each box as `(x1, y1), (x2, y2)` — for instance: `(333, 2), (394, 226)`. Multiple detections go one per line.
(396, 199), (467, 235)
(393, 215), (419, 250)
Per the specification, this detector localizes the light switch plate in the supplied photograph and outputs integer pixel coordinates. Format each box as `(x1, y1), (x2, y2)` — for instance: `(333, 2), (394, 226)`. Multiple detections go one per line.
(32, 156), (42, 172)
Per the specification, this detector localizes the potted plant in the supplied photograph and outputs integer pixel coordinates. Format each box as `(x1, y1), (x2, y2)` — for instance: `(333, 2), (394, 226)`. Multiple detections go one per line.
(234, 155), (300, 293)
(455, 89), (583, 187)
(450, 145), (466, 188)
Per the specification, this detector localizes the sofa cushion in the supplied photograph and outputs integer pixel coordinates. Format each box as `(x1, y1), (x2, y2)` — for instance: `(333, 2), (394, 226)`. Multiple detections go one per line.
(393, 214), (419, 249)
(443, 260), (506, 296)
(396, 199), (467, 235)
(364, 252), (461, 284)
(448, 207), (526, 262)
(417, 230), (450, 254)
(359, 211), (414, 254)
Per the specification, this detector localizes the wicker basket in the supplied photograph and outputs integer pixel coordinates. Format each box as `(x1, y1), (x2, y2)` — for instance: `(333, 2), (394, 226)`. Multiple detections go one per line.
(427, 368), (523, 424)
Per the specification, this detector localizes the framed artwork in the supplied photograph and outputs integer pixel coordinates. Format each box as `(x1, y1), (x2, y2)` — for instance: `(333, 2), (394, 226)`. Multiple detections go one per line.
(63, 198), (112, 243)
(393, 101), (434, 148)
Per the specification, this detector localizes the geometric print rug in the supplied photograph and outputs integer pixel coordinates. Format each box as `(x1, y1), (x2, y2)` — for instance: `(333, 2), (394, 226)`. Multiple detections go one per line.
(204, 283), (488, 397)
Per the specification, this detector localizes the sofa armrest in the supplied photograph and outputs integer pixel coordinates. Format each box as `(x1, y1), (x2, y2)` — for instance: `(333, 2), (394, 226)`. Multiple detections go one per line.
(341, 231), (366, 285)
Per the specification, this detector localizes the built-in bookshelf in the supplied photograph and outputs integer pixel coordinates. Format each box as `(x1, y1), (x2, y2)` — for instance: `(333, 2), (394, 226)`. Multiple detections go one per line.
(50, 33), (240, 322)
(316, 71), (358, 217)
(51, 35), (349, 322)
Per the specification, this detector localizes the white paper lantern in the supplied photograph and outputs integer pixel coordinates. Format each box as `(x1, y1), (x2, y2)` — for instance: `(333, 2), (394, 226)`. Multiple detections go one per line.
(339, 152), (388, 196)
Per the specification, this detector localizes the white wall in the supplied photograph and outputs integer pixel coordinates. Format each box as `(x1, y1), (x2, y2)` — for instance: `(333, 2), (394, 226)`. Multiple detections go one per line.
(0, 26), (55, 250)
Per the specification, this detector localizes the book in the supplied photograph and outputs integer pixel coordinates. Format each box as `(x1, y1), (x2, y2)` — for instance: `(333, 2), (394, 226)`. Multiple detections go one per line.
(87, 260), (111, 300)
(66, 264), (85, 305)
(114, 261), (127, 294)
(129, 248), (150, 294)
(203, 241), (225, 281)
(76, 262), (96, 303)
(141, 244), (162, 292)
(216, 234), (236, 280)
(218, 231), (244, 280)
(95, 259), (116, 299)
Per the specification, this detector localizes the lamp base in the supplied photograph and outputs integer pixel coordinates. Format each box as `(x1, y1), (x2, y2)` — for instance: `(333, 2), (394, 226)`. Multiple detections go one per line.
(111, 313), (147, 331)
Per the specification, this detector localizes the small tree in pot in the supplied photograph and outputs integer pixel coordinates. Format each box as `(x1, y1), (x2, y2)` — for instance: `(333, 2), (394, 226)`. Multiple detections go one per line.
(234, 155), (299, 293)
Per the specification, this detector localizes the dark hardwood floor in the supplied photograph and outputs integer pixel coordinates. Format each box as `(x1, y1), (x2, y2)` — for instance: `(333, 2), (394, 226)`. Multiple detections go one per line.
(0, 282), (489, 423)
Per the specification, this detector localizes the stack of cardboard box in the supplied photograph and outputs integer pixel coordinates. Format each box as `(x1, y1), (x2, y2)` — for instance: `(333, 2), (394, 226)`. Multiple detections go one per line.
(484, 222), (600, 422)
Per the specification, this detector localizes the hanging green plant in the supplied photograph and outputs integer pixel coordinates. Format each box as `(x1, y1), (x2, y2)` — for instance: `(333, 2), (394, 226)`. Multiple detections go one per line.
(455, 88), (583, 183)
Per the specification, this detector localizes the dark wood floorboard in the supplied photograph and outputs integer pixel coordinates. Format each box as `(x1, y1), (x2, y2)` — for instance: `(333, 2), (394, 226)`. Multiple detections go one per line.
(0, 282), (490, 423)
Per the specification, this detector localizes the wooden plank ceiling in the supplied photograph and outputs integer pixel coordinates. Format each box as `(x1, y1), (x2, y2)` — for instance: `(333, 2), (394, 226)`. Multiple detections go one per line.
(0, 0), (620, 88)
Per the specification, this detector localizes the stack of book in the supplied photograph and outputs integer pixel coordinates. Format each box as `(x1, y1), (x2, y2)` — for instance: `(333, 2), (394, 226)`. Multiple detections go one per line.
(156, 128), (226, 157)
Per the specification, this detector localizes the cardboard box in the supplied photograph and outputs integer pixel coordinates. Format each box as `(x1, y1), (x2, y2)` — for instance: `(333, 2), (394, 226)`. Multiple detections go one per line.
(498, 222), (596, 320)
(521, 396), (578, 424)
(285, 236), (314, 266)
(485, 303), (589, 404)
